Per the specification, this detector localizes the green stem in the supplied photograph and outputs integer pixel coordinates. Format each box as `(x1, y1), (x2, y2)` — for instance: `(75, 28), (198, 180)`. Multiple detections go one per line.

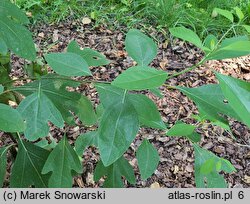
(2, 75), (111, 87)
(167, 58), (207, 80)
(216, 24), (236, 47)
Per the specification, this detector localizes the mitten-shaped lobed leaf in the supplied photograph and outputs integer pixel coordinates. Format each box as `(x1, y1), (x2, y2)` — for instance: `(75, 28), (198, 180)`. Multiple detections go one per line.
(13, 74), (97, 140)
(10, 140), (50, 188)
(75, 131), (98, 156)
(42, 136), (83, 188)
(94, 157), (136, 188)
(17, 91), (64, 141)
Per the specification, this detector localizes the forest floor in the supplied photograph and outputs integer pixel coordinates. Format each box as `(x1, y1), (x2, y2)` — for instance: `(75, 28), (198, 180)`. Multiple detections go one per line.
(1, 19), (250, 188)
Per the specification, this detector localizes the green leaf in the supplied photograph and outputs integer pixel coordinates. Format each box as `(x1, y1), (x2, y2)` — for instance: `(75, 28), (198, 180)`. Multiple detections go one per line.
(0, 0), (29, 24)
(0, 146), (8, 187)
(215, 72), (250, 128)
(208, 40), (250, 60)
(0, 16), (36, 61)
(169, 27), (203, 49)
(234, 7), (244, 21)
(0, 38), (7, 55)
(96, 84), (166, 130)
(13, 74), (96, 126)
(166, 121), (201, 143)
(35, 135), (57, 150)
(243, 25), (250, 33)
(42, 136), (83, 187)
(0, 84), (3, 94)
(45, 53), (91, 77)
(136, 139), (159, 180)
(67, 40), (110, 66)
(76, 96), (97, 126)
(18, 91), (64, 141)
(167, 121), (195, 136)
(203, 34), (218, 51)
(149, 88), (163, 98)
(128, 94), (166, 129)
(75, 131), (98, 156)
(94, 156), (136, 188)
(220, 159), (236, 173)
(95, 83), (125, 108)
(125, 29), (157, 66)
(178, 84), (241, 125)
(10, 140), (50, 187)
(194, 144), (236, 188)
(98, 100), (139, 166)
(213, 8), (234, 22)
(112, 66), (167, 90)
(200, 158), (215, 174)
(0, 103), (25, 132)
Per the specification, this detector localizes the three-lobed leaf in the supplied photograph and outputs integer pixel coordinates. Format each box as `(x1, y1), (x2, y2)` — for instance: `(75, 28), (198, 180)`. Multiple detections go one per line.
(10, 140), (50, 187)
(13, 74), (97, 127)
(125, 29), (157, 66)
(45, 52), (91, 77)
(94, 157), (136, 188)
(42, 136), (83, 187)
(75, 131), (98, 156)
(136, 139), (160, 180)
(17, 91), (64, 141)
(112, 66), (167, 90)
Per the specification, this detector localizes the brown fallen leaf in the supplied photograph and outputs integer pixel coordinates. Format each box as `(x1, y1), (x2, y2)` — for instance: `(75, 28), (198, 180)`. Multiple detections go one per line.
(244, 175), (250, 184)
(173, 165), (179, 174)
(26, 12), (32, 17)
(38, 32), (45, 38)
(150, 182), (160, 188)
(82, 17), (91, 25)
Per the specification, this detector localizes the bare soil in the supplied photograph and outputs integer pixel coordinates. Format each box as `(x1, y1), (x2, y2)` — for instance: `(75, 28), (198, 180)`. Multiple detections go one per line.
(1, 20), (249, 188)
